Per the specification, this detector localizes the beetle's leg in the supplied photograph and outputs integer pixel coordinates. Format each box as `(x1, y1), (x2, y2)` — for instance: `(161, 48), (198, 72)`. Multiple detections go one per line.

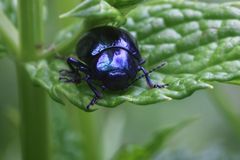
(59, 57), (90, 84)
(86, 95), (98, 110)
(138, 65), (168, 89)
(84, 76), (103, 110)
(59, 57), (90, 74)
(67, 57), (90, 74)
(59, 72), (81, 83)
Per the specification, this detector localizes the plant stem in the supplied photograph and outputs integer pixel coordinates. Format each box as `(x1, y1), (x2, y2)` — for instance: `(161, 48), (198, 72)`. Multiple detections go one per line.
(18, 0), (44, 61)
(17, 66), (50, 160)
(78, 111), (103, 160)
(18, 0), (50, 160)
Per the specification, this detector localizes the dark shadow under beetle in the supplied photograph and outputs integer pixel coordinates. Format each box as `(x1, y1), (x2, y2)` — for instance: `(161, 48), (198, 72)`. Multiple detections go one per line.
(59, 26), (168, 110)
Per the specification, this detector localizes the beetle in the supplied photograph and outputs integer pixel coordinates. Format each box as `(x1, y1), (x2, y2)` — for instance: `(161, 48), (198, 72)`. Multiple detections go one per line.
(59, 26), (167, 110)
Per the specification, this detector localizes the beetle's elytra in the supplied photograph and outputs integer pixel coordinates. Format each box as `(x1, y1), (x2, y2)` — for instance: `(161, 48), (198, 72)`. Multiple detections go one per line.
(59, 26), (167, 110)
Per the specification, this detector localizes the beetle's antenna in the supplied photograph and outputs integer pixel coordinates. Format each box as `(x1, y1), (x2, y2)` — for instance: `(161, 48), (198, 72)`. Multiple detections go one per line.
(128, 62), (167, 88)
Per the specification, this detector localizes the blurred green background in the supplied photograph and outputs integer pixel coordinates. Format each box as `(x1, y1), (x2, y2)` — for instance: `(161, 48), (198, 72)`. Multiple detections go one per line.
(1, 0), (240, 160)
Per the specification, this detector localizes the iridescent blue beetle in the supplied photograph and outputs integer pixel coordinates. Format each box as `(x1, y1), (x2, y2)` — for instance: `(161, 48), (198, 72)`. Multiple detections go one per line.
(60, 26), (167, 110)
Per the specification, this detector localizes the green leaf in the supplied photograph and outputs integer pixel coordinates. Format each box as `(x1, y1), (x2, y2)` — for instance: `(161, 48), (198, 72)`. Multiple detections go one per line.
(0, 0), (17, 25)
(105, 0), (146, 15)
(59, 0), (125, 26)
(106, 0), (145, 9)
(113, 118), (195, 160)
(229, 79), (240, 85)
(27, 0), (240, 110)
(0, 9), (19, 56)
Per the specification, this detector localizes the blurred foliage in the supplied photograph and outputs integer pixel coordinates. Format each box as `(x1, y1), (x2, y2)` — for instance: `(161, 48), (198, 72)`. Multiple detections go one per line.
(114, 118), (194, 160)
(1, 0), (240, 160)
(0, 0), (17, 24)
(59, 0), (125, 26)
(50, 102), (84, 160)
(0, 43), (6, 58)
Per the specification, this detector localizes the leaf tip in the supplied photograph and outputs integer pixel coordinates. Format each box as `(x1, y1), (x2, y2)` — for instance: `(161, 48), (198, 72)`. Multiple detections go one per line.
(209, 85), (214, 89)
(165, 96), (172, 101)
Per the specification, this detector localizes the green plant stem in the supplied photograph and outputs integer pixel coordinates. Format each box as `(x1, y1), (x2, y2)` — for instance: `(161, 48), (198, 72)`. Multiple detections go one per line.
(18, 0), (50, 160)
(0, 9), (19, 56)
(17, 65), (50, 160)
(18, 0), (44, 61)
(78, 110), (102, 160)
